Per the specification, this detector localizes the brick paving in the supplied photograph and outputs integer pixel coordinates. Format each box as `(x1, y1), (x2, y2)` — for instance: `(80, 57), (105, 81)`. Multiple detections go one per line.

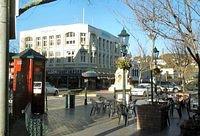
(10, 91), (190, 136)
(46, 92), (189, 136)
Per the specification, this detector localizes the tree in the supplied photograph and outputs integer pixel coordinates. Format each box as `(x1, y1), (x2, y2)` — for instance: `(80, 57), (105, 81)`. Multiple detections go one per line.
(167, 42), (192, 91)
(134, 55), (151, 83)
(123, 0), (200, 109)
(19, 0), (58, 15)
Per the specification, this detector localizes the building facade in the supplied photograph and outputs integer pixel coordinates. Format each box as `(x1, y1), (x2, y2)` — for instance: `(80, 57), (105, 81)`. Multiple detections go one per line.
(129, 60), (140, 84)
(19, 23), (121, 89)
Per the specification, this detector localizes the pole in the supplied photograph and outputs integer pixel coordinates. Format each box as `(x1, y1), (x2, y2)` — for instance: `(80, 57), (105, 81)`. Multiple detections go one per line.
(198, 66), (200, 111)
(154, 56), (157, 95)
(150, 70), (154, 104)
(84, 79), (88, 105)
(123, 68), (126, 105)
(0, 0), (9, 135)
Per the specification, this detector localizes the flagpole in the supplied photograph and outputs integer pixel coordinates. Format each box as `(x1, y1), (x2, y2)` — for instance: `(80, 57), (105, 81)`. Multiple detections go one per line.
(82, 8), (85, 24)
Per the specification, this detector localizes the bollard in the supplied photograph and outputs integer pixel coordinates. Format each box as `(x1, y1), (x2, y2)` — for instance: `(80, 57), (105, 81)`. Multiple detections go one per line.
(66, 92), (75, 109)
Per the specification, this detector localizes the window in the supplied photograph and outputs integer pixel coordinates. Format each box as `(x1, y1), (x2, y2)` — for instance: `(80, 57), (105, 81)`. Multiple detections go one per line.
(49, 51), (54, 57)
(132, 69), (139, 77)
(114, 42), (117, 53)
(42, 51), (47, 57)
(67, 57), (72, 62)
(99, 37), (101, 50)
(49, 35), (54, 46)
(25, 37), (33, 41)
(42, 36), (47, 46)
(25, 36), (33, 48)
(49, 58), (54, 63)
(66, 32), (75, 37)
(56, 35), (61, 45)
(66, 40), (75, 45)
(67, 51), (71, 55)
(55, 52), (60, 57)
(99, 53), (101, 65)
(65, 32), (75, 45)
(107, 40), (109, 52)
(80, 33), (86, 44)
(110, 42), (112, 52)
(110, 56), (113, 66)
(90, 52), (93, 63)
(103, 39), (105, 50)
(36, 37), (41, 46)
(103, 54), (105, 67)
(81, 33), (86, 36)
(56, 58), (61, 63)
(81, 52), (86, 62)
(25, 44), (32, 48)
(107, 55), (109, 66)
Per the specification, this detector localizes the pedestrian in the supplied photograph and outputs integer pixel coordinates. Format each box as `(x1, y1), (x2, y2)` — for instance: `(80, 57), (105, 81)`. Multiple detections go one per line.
(175, 95), (182, 119)
(169, 98), (174, 117)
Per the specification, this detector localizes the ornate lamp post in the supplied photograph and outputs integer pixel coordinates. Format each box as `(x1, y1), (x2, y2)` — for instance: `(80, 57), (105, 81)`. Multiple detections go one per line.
(150, 46), (160, 104)
(118, 28), (130, 105)
(153, 47), (159, 95)
(82, 70), (97, 105)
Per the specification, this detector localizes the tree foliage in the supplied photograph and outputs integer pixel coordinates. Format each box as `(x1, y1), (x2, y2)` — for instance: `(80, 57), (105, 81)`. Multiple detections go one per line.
(123, 0), (200, 95)
(115, 57), (132, 70)
(123, 0), (200, 53)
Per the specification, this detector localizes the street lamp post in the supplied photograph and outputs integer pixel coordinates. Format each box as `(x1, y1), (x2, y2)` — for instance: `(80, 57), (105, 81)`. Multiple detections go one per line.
(82, 71), (97, 105)
(150, 47), (159, 104)
(118, 28), (130, 105)
(153, 47), (159, 95)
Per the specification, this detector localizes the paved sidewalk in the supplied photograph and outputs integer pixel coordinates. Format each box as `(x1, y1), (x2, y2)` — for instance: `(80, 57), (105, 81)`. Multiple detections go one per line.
(46, 93), (189, 136)
(47, 106), (188, 136)
(10, 90), (190, 136)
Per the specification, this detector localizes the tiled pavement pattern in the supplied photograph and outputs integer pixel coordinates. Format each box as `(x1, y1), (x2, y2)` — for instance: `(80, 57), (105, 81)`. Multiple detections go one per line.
(46, 93), (189, 136)
(11, 91), (189, 136)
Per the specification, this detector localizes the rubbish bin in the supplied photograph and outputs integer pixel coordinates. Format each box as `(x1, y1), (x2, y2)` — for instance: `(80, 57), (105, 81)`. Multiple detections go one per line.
(65, 92), (75, 109)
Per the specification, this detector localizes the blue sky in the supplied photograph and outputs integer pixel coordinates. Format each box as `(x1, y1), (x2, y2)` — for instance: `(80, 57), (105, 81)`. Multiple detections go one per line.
(10, 0), (165, 56)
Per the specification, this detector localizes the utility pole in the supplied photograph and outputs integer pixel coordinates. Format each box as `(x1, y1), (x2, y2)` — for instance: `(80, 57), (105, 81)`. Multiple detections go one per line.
(0, 0), (59, 135)
(0, 0), (9, 135)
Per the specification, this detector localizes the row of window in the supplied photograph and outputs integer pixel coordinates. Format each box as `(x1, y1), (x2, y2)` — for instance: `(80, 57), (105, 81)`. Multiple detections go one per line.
(44, 50), (116, 59)
(132, 69), (139, 77)
(48, 51), (75, 57)
(98, 37), (118, 53)
(49, 57), (74, 63)
(25, 32), (86, 47)
(25, 34), (118, 51)
(46, 53), (116, 65)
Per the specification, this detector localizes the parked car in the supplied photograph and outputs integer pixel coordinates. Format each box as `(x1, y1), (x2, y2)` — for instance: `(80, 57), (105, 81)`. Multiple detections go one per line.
(157, 81), (181, 93)
(131, 83), (151, 96)
(46, 82), (59, 96)
(190, 92), (198, 110)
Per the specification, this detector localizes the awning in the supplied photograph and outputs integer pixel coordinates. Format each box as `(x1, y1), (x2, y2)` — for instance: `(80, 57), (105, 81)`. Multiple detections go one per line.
(82, 71), (98, 78)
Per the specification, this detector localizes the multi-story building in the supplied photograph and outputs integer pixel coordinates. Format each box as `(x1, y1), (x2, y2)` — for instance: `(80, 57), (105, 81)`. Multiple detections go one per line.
(19, 23), (121, 89)
(129, 60), (140, 84)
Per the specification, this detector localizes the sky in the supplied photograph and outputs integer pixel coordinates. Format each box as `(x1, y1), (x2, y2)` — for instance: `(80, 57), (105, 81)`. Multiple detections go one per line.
(10, 0), (166, 56)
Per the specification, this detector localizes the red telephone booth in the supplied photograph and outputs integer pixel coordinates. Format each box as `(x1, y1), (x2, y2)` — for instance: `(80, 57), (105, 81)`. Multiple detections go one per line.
(12, 49), (46, 118)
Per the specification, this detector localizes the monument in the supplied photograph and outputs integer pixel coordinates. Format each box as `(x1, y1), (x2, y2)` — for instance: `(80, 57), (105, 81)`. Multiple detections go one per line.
(109, 68), (133, 92)
(108, 68), (133, 103)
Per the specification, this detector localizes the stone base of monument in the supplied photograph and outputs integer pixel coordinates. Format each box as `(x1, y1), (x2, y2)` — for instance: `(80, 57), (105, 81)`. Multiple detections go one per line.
(115, 92), (130, 104)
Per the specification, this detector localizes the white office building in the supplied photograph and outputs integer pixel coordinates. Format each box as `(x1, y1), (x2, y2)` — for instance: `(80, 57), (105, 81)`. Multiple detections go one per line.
(19, 23), (121, 89)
